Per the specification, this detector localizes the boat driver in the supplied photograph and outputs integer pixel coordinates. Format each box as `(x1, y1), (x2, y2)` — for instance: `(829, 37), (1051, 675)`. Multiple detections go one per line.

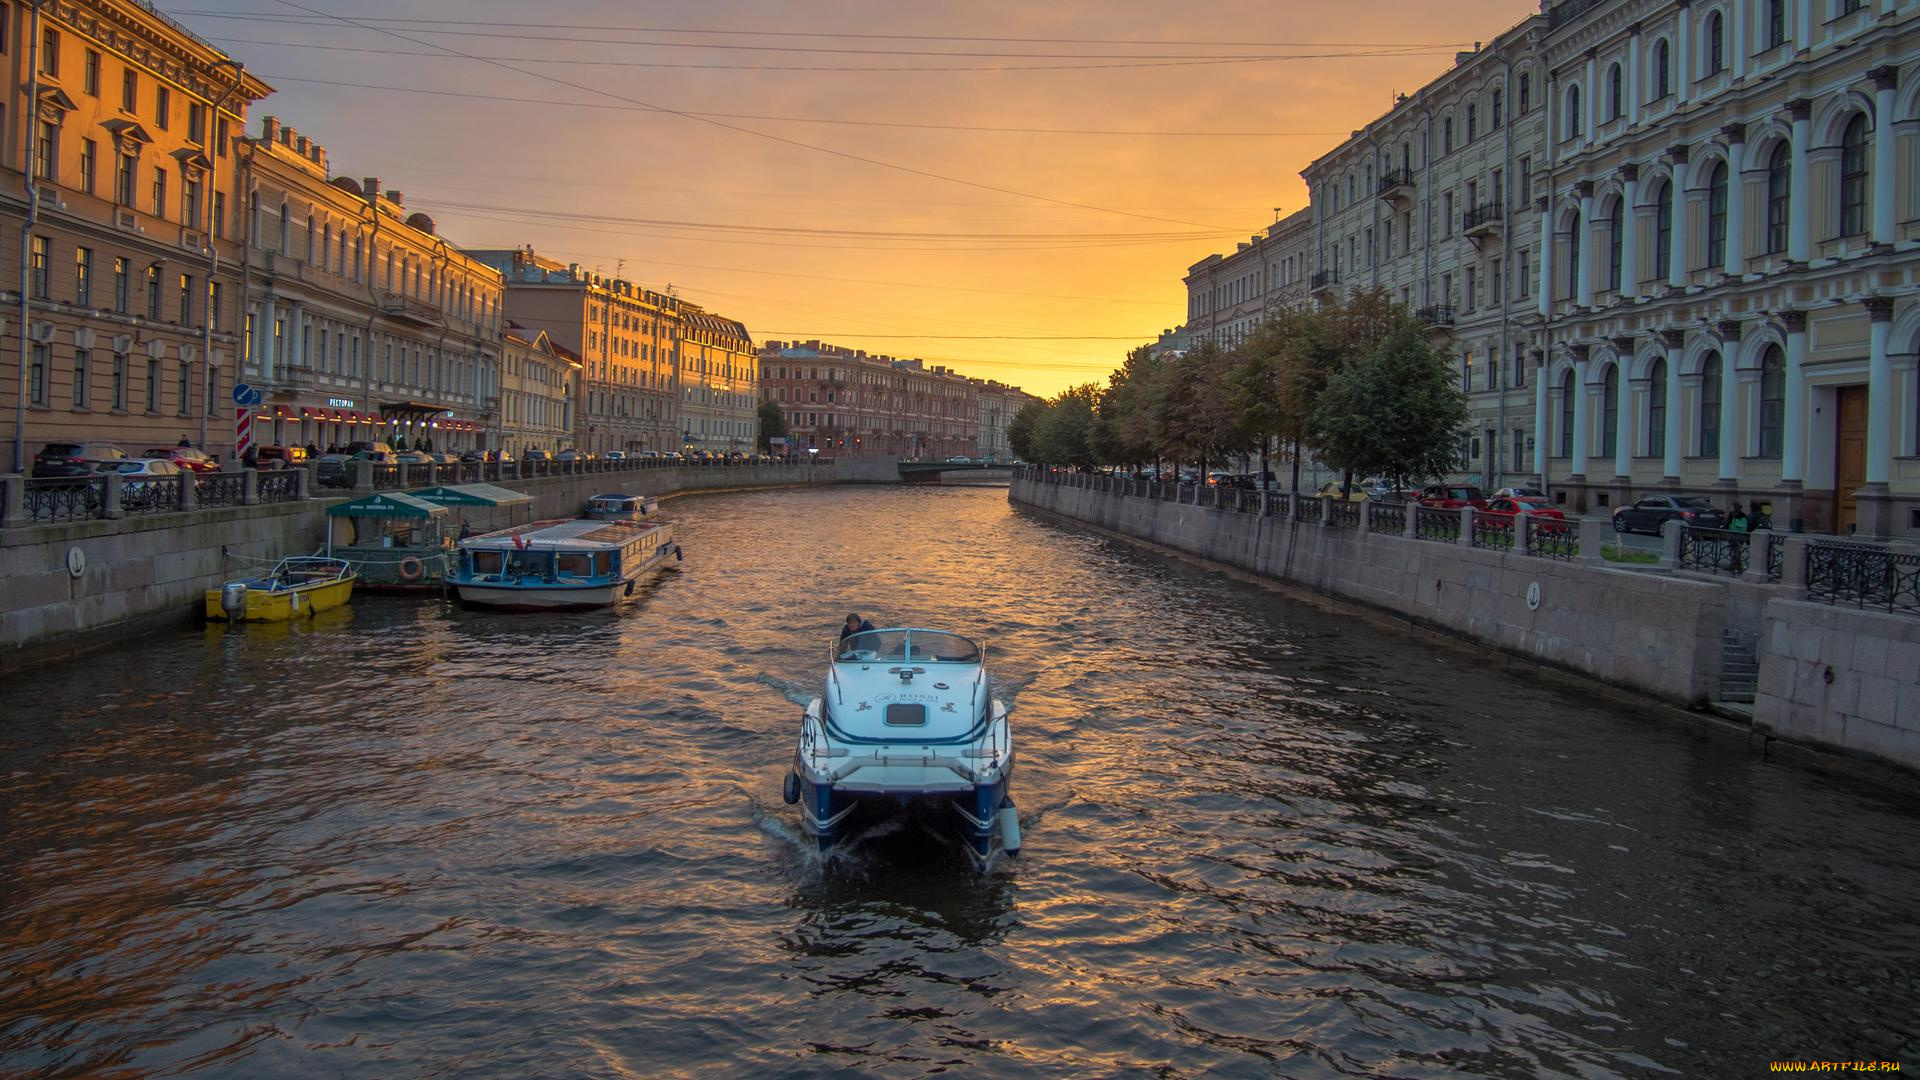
(840, 613), (876, 645)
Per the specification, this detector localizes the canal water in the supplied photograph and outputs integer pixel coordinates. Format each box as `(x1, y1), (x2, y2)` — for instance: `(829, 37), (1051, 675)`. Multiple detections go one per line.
(2, 485), (1916, 1077)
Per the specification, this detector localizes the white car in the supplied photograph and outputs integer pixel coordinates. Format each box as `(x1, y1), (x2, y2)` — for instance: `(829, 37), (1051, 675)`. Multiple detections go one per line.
(946, 456), (972, 464)
(604, 450), (627, 462)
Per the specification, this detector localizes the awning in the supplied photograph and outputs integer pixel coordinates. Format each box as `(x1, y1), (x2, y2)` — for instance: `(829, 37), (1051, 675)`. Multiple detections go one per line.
(324, 492), (450, 520)
(410, 484), (533, 508)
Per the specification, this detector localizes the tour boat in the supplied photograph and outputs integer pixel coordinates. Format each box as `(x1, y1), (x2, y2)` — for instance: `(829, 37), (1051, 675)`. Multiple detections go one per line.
(584, 493), (657, 521)
(450, 518), (680, 612)
(204, 556), (357, 622)
(783, 627), (1018, 861)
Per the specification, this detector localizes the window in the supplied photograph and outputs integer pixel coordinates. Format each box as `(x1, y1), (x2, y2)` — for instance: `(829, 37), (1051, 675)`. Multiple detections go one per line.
(1654, 180), (1673, 278)
(1519, 72), (1531, 112)
(152, 166), (167, 220)
(121, 67), (137, 112)
(73, 349), (91, 409)
(212, 191), (225, 238)
(1839, 114), (1868, 238)
(146, 356), (159, 412)
(1566, 86), (1581, 137)
(1558, 369), (1576, 457)
(1768, 0), (1786, 47)
(178, 359), (190, 415)
(1566, 211), (1581, 299)
(75, 247), (92, 306)
(116, 152), (136, 204)
(1765, 143), (1790, 254)
(1699, 352), (1723, 456)
(188, 102), (206, 144)
(178, 274), (193, 324)
(1443, 116), (1453, 154)
(30, 343), (49, 406)
(209, 283), (220, 331)
(146, 264), (161, 319)
(1707, 12), (1725, 74)
(1513, 345), (1527, 389)
(1467, 103), (1477, 142)
(1492, 257), (1504, 302)
(1840, 0), (1861, 12)
(84, 49), (100, 95)
(41, 27), (59, 77)
(33, 119), (55, 181)
(155, 85), (170, 129)
(1707, 161), (1728, 265)
(215, 118), (229, 158)
(1607, 200), (1624, 291)
(1601, 364), (1620, 456)
(79, 137), (96, 193)
(113, 257), (129, 313)
(1443, 191), (1454, 237)
(1759, 345), (1785, 457)
(1492, 90), (1503, 128)
(112, 354), (126, 411)
(1608, 63), (1623, 119)
(1648, 358), (1667, 457)
(1519, 156), (1531, 202)
(29, 235), (49, 298)
(183, 176), (201, 229)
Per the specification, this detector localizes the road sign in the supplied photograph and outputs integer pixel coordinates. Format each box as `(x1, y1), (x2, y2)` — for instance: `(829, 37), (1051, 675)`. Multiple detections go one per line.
(234, 407), (254, 458)
(231, 382), (253, 405)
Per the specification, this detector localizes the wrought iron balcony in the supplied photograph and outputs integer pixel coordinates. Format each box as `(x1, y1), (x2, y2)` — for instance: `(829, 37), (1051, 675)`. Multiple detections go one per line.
(1376, 168), (1416, 205)
(1414, 304), (1456, 327)
(1463, 202), (1505, 238)
(1310, 270), (1339, 294)
(377, 292), (442, 326)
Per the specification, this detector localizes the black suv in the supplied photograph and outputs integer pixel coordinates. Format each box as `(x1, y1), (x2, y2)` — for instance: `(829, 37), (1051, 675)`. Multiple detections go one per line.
(33, 442), (127, 477)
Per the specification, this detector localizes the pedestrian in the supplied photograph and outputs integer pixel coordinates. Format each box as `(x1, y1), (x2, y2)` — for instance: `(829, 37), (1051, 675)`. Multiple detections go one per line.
(458, 517), (472, 541)
(1727, 506), (1750, 532)
(177, 435), (192, 448)
(306, 441), (319, 459)
(241, 443), (259, 469)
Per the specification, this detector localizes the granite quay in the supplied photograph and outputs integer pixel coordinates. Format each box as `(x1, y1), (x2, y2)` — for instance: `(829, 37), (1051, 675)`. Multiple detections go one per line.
(1012, 466), (1920, 775)
(0, 455), (898, 670)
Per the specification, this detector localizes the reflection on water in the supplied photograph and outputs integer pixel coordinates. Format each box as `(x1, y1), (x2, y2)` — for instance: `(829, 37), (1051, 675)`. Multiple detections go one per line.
(2, 486), (1918, 1076)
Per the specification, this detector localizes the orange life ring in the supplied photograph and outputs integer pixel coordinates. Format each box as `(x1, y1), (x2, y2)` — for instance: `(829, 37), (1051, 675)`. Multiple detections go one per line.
(398, 556), (425, 582)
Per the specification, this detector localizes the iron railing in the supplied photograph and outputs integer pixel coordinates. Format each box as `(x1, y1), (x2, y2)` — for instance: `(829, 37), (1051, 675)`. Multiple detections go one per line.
(1805, 541), (1920, 617)
(1377, 168), (1416, 195)
(1679, 526), (1749, 576)
(1470, 510), (1515, 549)
(256, 472), (298, 503)
(1311, 270), (1338, 291)
(1294, 497), (1323, 525)
(1463, 202), (1505, 231)
(1327, 501), (1361, 529)
(1369, 503), (1407, 534)
(1525, 518), (1579, 561)
(1415, 304), (1457, 327)
(25, 476), (107, 523)
(195, 473), (247, 508)
(121, 475), (183, 515)
(1767, 536), (1784, 582)
(1414, 505), (1461, 543)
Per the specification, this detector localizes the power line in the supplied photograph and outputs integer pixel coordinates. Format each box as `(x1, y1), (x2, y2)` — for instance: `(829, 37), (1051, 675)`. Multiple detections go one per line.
(754, 333), (1152, 340)
(259, 1), (1234, 230)
(262, 74), (1352, 138)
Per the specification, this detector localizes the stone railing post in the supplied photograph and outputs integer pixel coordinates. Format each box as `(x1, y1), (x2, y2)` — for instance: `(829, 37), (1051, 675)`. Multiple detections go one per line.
(1457, 505), (1474, 548)
(178, 470), (198, 512)
(1743, 528), (1775, 582)
(102, 470), (125, 519)
(1359, 501), (1374, 534)
(1659, 518), (1683, 570)
(1403, 503), (1420, 539)
(242, 468), (260, 506)
(1579, 517), (1606, 564)
(352, 460), (374, 492)
(1781, 535), (1811, 590)
(1319, 494), (1335, 526)
(0, 475), (23, 529)
(295, 465), (312, 500)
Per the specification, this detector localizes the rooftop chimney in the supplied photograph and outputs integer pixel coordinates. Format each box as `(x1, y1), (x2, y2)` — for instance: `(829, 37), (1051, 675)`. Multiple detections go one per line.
(384, 190), (404, 207)
(362, 178), (381, 205)
(260, 115), (281, 143)
(294, 135), (310, 156)
(281, 125), (296, 147)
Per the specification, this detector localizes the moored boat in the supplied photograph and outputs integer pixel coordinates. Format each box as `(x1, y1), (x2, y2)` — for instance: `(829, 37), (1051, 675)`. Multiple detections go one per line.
(783, 627), (1017, 861)
(450, 518), (679, 612)
(584, 493), (657, 521)
(205, 557), (357, 622)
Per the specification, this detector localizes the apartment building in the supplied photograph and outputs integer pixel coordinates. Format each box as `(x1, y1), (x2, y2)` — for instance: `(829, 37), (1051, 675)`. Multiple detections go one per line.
(1, 0), (271, 468)
(498, 322), (576, 458)
(238, 117), (504, 454)
(675, 301), (756, 455)
(1183, 208), (1315, 348)
(973, 379), (1034, 461)
(758, 340), (986, 459)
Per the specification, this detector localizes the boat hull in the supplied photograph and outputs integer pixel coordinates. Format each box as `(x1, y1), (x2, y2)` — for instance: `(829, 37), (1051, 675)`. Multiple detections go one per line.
(795, 759), (1014, 860)
(453, 546), (673, 612)
(203, 576), (356, 622)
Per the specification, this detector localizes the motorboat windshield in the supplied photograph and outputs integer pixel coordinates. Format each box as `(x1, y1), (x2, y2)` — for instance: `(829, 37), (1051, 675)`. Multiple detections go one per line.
(836, 628), (982, 664)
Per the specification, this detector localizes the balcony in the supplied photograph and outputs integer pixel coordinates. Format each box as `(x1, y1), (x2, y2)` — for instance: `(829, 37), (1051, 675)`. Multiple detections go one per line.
(1414, 304), (1457, 329)
(1310, 270), (1339, 297)
(280, 364), (316, 389)
(1462, 202), (1505, 246)
(1376, 168), (1416, 207)
(377, 292), (442, 326)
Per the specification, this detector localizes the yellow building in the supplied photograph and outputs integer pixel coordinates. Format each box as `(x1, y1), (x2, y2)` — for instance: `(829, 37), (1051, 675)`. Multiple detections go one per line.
(499, 322), (576, 458)
(2, 0), (272, 470)
(673, 300), (756, 455)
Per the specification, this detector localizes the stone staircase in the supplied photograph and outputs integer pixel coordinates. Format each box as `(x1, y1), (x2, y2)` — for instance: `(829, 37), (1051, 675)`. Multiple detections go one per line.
(1719, 630), (1760, 706)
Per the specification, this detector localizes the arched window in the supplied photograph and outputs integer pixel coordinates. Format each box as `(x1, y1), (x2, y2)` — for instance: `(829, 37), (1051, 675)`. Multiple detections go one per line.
(1759, 345), (1785, 457)
(1566, 86), (1582, 135)
(1655, 40), (1672, 98)
(1401, 141), (1411, 173)
(1519, 72), (1532, 112)
(1607, 198), (1624, 292)
(1648, 358), (1668, 457)
(1467, 103), (1478, 142)
(1707, 161), (1729, 266)
(1767, 0), (1787, 48)
(1558, 368), (1576, 457)
(1492, 89), (1504, 127)
(1654, 179), (1673, 278)
(1567, 210), (1582, 299)
(1839, 114), (1869, 238)
(1601, 364), (1620, 456)
(1707, 11), (1726, 73)
(1443, 116), (1454, 154)
(1765, 143), (1790, 254)
(1609, 64), (1623, 119)
(1700, 352), (1723, 456)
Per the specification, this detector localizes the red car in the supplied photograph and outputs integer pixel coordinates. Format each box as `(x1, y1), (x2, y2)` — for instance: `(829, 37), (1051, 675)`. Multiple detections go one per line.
(142, 446), (220, 473)
(1481, 497), (1565, 519)
(1419, 484), (1489, 509)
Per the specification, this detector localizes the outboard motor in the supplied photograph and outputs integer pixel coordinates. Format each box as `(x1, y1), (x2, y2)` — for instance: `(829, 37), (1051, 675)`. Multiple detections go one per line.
(219, 582), (248, 620)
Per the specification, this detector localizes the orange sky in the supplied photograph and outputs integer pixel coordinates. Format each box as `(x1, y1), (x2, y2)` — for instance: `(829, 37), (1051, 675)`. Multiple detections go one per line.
(176, 0), (1538, 398)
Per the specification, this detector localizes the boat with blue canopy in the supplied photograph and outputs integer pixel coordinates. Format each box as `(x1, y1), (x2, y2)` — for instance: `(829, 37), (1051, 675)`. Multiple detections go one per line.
(450, 518), (679, 611)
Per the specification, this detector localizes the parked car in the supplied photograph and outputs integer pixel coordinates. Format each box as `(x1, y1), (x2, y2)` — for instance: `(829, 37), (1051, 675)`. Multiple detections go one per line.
(603, 450), (628, 462)
(1419, 484), (1489, 509)
(658, 451), (684, 463)
(556, 448), (594, 463)
(1611, 494), (1727, 535)
(521, 449), (551, 463)
(33, 441), (127, 477)
(344, 441), (394, 457)
(253, 445), (309, 470)
(95, 458), (182, 507)
(1314, 481), (1369, 502)
(1482, 497), (1566, 519)
(142, 446), (220, 473)
(946, 455), (972, 464)
(315, 453), (354, 488)
(1491, 485), (1547, 500)
(394, 451), (435, 466)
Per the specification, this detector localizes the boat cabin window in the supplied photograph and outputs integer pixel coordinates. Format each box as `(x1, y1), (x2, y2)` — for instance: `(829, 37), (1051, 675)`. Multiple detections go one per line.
(507, 550), (549, 577)
(838, 629), (982, 663)
(470, 550), (504, 575)
(595, 551), (613, 577)
(884, 704), (927, 726)
(556, 553), (591, 578)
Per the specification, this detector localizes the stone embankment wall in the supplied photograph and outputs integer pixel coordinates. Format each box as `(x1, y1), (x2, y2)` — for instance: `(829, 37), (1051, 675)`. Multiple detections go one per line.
(1011, 475), (1727, 705)
(0, 461), (881, 670)
(1757, 600), (1920, 768)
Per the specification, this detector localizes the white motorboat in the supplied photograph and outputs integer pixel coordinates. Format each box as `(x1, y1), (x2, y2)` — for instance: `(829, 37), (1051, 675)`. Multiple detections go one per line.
(584, 493), (657, 521)
(782, 627), (1018, 860)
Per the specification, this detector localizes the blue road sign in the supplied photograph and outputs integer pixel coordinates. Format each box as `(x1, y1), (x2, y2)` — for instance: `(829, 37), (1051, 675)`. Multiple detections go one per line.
(231, 382), (262, 407)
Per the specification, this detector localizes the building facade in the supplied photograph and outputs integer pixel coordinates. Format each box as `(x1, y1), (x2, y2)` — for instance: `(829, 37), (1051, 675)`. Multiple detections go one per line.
(674, 300), (756, 455)
(1183, 208), (1315, 348)
(2, 0), (272, 469)
(498, 322), (575, 458)
(237, 117), (504, 455)
(758, 340), (988, 459)
(972, 379), (1034, 461)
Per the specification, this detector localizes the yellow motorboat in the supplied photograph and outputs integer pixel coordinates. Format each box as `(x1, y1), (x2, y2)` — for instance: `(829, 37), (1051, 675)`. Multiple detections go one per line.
(205, 557), (357, 622)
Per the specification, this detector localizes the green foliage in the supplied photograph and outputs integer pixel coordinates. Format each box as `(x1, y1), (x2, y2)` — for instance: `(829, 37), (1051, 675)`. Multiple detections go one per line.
(1008, 398), (1046, 461)
(756, 400), (789, 449)
(1312, 321), (1470, 488)
(1030, 385), (1102, 470)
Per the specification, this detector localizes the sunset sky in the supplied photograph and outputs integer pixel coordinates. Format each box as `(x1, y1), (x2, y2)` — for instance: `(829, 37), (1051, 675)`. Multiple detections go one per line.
(172, 0), (1537, 398)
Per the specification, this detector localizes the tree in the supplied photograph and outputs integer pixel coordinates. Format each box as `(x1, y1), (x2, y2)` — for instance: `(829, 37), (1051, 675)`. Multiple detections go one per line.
(756, 400), (789, 451)
(1031, 384), (1101, 469)
(1312, 321), (1469, 490)
(1008, 398), (1046, 462)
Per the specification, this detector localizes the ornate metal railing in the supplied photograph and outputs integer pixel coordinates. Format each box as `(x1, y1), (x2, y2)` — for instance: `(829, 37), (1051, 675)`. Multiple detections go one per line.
(195, 473), (247, 508)
(1805, 541), (1920, 617)
(1678, 526), (1749, 576)
(1463, 202), (1505, 231)
(1327, 500), (1361, 529)
(1266, 492), (1291, 519)
(371, 465), (402, 489)
(1368, 503), (1407, 535)
(1470, 510), (1515, 549)
(1767, 536), (1784, 582)
(1294, 497), (1323, 525)
(1376, 167), (1416, 195)
(1414, 505), (1461, 543)
(122, 475), (183, 515)
(25, 476), (107, 523)
(256, 472), (298, 503)
(1525, 518), (1579, 561)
